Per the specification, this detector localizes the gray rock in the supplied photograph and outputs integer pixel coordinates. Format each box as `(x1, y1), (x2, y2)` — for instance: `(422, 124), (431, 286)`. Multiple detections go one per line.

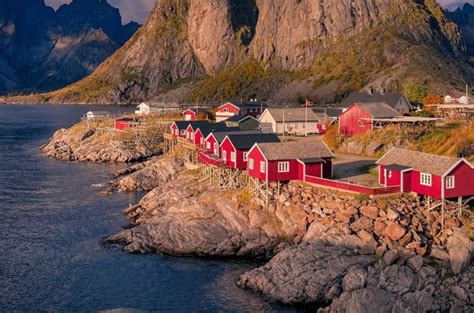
(342, 266), (368, 292)
(383, 250), (399, 266)
(446, 229), (473, 274)
(407, 256), (423, 272)
(237, 241), (374, 304)
(377, 265), (414, 296)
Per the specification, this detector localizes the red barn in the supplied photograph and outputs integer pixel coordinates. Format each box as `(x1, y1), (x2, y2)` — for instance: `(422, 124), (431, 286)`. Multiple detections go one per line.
(247, 140), (334, 182)
(339, 102), (401, 136)
(220, 134), (280, 169)
(115, 118), (139, 131)
(376, 148), (474, 200)
(215, 100), (266, 122)
(183, 109), (197, 121)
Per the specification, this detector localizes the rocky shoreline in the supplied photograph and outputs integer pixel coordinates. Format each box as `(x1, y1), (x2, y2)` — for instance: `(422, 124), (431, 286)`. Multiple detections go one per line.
(106, 155), (473, 311)
(41, 121), (160, 163)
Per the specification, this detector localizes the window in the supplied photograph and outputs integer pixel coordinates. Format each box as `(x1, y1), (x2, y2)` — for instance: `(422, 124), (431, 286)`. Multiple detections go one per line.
(224, 108), (229, 112)
(231, 152), (236, 162)
(420, 173), (432, 186)
(260, 161), (266, 173)
(200, 138), (204, 145)
(387, 170), (392, 178)
(223, 151), (227, 161)
(190, 133), (194, 140)
(249, 158), (254, 170)
(278, 162), (290, 173)
(180, 129), (185, 136)
(446, 176), (455, 189)
(243, 152), (248, 161)
(206, 142), (211, 149)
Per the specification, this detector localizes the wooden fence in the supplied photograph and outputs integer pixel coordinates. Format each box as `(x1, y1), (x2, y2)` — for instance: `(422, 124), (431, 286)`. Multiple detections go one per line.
(305, 175), (401, 196)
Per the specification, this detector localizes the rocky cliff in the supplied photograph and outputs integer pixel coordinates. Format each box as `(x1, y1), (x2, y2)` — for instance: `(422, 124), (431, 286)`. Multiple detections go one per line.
(447, 3), (474, 59)
(29, 0), (474, 104)
(0, 0), (139, 94)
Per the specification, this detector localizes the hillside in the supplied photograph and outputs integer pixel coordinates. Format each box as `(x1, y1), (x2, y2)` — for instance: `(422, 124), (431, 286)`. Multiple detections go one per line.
(4, 0), (474, 104)
(0, 0), (139, 94)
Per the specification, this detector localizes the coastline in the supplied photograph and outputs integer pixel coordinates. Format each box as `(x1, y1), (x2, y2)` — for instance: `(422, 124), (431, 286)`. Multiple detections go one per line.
(40, 118), (474, 310)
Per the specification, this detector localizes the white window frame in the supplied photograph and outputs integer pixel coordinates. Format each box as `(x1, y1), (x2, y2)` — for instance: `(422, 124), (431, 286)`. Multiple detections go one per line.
(260, 161), (266, 173)
(420, 173), (432, 186)
(243, 152), (248, 161)
(180, 129), (185, 136)
(249, 158), (254, 170)
(190, 133), (194, 140)
(206, 142), (211, 149)
(231, 152), (236, 162)
(446, 176), (455, 189)
(222, 150), (227, 161)
(200, 137), (204, 145)
(278, 161), (290, 173)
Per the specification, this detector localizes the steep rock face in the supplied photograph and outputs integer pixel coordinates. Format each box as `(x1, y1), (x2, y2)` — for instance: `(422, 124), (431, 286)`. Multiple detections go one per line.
(0, 0), (139, 94)
(21, 0), (474, 104)
(447, 3), (474, 57)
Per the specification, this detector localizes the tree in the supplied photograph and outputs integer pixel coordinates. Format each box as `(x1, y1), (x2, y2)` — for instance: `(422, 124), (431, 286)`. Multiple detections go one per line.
(404, 84), (428, 106)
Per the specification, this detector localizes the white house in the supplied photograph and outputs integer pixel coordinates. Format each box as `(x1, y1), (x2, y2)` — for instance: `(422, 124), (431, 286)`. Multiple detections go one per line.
(259, 108), (321, 135)
(135, 102), (181, 115)
(445, 94), (470, 105)
(85, 111), (111, 120)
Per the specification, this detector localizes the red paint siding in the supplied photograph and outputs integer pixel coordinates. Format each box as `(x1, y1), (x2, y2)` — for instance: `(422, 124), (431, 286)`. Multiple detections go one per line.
(247, 146), (267, 181)
(267, 160), (301, 182)
(306, 163), (322, 178)
(170, 123), (179, 136)
(220, 137), (237, 168)
(402, 171), (412, 193)
(339, 105), (373, 136)
(386, 169), (401, 187)
(185, 125), (195, 142)
(410, 171), (442, 199)
(183, 110), (197, 121)
(115, 121), (133, 130)
(194, 130), (206, 147)
(217, 103), (241, 115)
(444, 162), (474, 198)
(316, 124), (326, 134)
(379, 165), (386, 185)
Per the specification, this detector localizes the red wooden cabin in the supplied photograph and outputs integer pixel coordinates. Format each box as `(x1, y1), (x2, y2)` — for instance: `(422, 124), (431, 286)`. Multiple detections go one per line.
(204, 130), (262, 157)
(215, 100), (266, 122)
(183, 109), (197, 121)
(339, 102), (401, 136)
(193, 123), (229, 147)
(115, 118), (138, 131)
(376, 148), (474, 200)
(220, 134), (280, 169)
(170, 121), (206, 138)
(247, 140), (334, 182)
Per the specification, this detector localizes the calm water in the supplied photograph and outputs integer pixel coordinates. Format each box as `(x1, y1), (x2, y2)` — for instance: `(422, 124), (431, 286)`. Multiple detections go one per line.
(0, 105), (293, 312)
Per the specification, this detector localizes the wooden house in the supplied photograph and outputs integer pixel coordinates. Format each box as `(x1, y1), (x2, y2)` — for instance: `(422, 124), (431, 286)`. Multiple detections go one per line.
(247, 140), (334, 182)
(259, 108), (321, 135)
(445, 94), (470, 105)
(184, 121), (214, 142)
(114, 118), (139, 131)
(220, 134), (280, 169)
(215, 100), (266, 122)
(376, 148), (474, 200)
(339, 102), (401, 136)
(170, 121), (209, 138)
(85, 111), (111, 120)
(183, 109), (197, 121)
(193, 123), (230, 147)
(204, 130), (263, 157)
(223, 115), (259, 130)
(340, 92), (412, 114)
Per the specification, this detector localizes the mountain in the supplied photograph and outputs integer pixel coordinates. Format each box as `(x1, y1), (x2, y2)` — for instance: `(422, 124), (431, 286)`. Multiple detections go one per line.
(0, 0), (139, 94)
(9, 0), (474, 104)
(447, 3), (474, 59)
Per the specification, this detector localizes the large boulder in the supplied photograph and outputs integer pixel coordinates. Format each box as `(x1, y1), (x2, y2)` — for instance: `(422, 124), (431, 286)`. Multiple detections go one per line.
(446, 228), (473, 274)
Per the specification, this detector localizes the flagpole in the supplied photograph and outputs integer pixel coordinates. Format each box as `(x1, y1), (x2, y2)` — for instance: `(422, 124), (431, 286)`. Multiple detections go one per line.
(305, 99), (308, 137)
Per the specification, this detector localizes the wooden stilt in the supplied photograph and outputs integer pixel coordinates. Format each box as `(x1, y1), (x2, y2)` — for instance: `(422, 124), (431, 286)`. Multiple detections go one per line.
(441, 200), (445, 231)
(458, 196), (462, 216)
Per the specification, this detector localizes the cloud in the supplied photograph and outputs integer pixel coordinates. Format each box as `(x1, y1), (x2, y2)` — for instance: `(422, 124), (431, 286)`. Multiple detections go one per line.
(44, 0), (155, 24)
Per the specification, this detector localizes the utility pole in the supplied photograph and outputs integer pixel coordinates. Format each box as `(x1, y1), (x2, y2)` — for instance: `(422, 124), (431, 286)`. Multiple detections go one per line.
(282, 106), (286, 141)
(305, 98), (308, 137)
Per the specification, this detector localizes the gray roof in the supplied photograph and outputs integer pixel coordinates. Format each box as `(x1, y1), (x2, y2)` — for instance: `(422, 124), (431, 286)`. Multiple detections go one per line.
(174, 120), (210, 130)
(196, 123), (230, 137)
(340, 92), (412, 110)
(227, 134), (280, 150)
(356, 102), (402, 118)
(257, 140), (334, 161)
(211, 130), (263, 143)
(145, 102), (181, 108)
(266, 108), (321, 122)
(313, 108), (344, 118)
(376, 148), (464, 176)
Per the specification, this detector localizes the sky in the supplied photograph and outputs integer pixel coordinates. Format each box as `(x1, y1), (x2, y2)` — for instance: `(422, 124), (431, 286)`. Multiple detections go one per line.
(44, 0), (473, 24)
